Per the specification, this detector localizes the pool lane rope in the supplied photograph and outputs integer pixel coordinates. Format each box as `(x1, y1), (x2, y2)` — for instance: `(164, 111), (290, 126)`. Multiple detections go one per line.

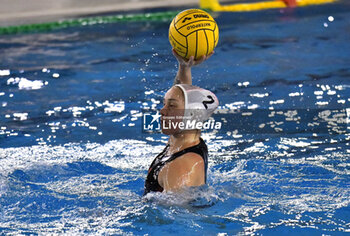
(0, 0), (337, 35)
(0, 11), (180, 35)
(200, 0), (337, 12)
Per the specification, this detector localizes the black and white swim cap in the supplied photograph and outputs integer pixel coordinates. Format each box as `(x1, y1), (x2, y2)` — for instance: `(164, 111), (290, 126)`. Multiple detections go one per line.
(175, 84), (219, 128)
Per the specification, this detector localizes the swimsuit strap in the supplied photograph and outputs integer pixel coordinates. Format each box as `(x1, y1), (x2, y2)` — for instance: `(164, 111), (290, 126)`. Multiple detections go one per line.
(164, 138), (206, 164)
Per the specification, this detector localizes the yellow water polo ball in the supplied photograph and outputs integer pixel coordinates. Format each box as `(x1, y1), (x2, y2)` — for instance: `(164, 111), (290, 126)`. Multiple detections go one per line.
(169, 9), (219, 60)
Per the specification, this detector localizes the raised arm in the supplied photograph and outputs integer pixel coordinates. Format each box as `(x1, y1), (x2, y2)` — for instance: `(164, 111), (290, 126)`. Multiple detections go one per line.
(172, 49), (214, 85)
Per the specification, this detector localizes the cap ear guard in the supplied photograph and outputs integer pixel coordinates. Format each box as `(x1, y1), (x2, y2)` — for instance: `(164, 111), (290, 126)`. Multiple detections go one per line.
(175, 84), (219, 128)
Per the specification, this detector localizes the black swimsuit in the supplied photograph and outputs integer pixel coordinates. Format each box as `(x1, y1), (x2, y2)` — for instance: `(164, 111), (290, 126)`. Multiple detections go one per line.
(144, 138), (208, 195)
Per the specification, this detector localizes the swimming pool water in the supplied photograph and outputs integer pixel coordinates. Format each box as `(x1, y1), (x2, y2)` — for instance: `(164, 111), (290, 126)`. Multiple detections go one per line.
(1, 1), (350, 235)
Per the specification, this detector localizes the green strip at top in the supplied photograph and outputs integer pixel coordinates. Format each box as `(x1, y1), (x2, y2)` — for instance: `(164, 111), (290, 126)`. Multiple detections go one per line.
(0, 10), (181, 35)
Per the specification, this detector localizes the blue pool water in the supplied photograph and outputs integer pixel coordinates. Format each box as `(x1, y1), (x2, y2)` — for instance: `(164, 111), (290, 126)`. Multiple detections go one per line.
(1, 2), (350, 235)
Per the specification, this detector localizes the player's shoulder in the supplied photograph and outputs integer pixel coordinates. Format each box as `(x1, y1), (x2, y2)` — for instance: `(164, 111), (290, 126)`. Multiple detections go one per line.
(170, 152), (204, 170)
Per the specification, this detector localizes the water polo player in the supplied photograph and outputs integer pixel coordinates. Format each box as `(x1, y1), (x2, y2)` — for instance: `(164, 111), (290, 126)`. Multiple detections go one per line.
(144, 50), (218, 195)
